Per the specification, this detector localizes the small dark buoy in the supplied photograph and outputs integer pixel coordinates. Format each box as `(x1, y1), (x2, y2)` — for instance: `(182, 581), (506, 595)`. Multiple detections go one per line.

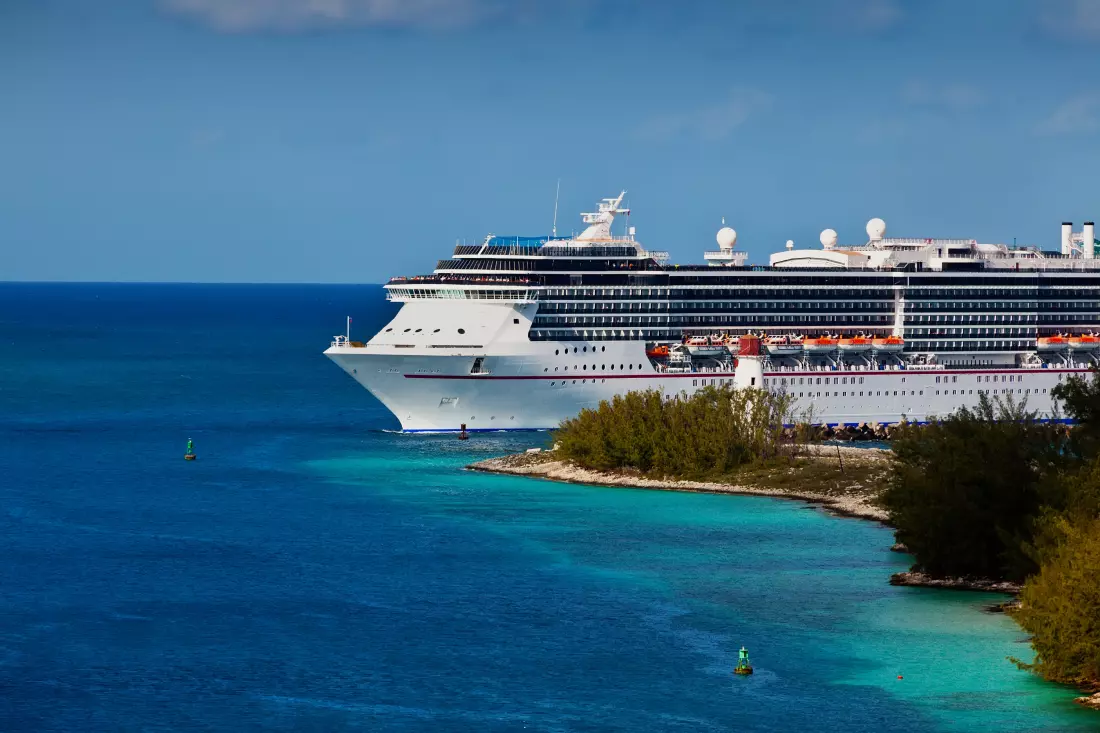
(458, 423), (469, 441)
(897, 675), (903, 680)
(733, 646), (753, 676)
(184, 438), (197, 461)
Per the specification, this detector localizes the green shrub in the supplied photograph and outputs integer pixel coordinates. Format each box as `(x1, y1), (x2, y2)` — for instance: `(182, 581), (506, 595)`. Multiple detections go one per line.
(553, 385), (793, 479)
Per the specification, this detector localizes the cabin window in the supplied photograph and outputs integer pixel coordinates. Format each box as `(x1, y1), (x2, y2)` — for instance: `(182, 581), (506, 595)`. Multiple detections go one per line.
(555, 349), (559, 355)
(513, 319), (519, 324)
(458, 328), (465, 334)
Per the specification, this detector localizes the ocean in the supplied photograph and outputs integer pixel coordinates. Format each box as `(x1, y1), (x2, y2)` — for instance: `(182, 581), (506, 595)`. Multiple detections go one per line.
(0, 283), (1093, 732)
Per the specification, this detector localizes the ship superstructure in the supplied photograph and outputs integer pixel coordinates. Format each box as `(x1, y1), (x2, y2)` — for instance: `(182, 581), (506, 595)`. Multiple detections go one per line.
(325, 195), (1100, 431)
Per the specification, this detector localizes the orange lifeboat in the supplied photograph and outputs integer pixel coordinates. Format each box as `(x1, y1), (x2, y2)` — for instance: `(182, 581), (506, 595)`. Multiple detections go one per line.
(803, 336), (838, 354)
(838, 336), (872, 353)
(646, 344), (671, 358)
(763, 334), (804, 356)
(684, 335), (729, 357)
(1036, 335), (1068, 352)
(1068, 334), (1100, 351)
(871, 336), (905, 353)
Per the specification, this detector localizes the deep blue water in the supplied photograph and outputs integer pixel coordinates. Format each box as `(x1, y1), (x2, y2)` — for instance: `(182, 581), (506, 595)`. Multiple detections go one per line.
(0, 283), (1094, 732)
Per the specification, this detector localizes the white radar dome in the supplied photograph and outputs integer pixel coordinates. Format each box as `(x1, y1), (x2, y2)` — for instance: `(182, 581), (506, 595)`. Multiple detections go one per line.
(866, 217), (886, 241)
(820, 228), (838, 249)
(785, 239), (795, 250)
(716, 226), (738, 250)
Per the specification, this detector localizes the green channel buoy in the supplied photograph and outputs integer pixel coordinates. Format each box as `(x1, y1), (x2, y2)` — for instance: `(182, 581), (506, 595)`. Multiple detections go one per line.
(734, 646), (753, 676)
(185, 438), (196, 461)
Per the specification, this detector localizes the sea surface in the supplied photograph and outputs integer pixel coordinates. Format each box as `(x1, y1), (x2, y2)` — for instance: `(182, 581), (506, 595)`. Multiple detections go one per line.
(0, 283), (1095, 732)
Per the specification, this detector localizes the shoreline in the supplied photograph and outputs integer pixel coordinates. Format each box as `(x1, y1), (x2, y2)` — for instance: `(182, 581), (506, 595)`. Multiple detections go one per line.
(468, 447), (1023, 595)
(467, 445), (891, 523)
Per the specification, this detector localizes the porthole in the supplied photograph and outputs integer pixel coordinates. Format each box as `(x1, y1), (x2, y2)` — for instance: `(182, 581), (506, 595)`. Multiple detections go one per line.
(601, 346), (606, 352)
(458, 328), (466, 334)
(415, 328), (422, 332)
(433, 328), (440, 333)
(574, 347), (578, 353)
(620, 364), (624, 370)
(583, 365), (587, 370)
(385, 328), (393, 332)
(583, 346), (588, 353)
(555, 349), (559, 355)
(403, 328), (411, 332)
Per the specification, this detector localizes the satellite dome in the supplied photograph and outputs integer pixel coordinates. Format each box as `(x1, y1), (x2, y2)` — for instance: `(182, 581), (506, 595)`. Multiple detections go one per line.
(820, 228), (838, 249)
(866, 218), (886, 240)
(785, 239), (795, 250)
(716, 227), (738, 250)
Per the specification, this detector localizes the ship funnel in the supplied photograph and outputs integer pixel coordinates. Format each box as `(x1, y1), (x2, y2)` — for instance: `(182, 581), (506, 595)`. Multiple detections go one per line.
(1062, 222), (1073, 256)
(1085, 222), (1096, 260)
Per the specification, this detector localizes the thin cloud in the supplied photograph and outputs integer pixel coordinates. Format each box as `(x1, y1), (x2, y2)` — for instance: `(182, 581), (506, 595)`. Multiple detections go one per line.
(901, 81), (987, 110)
(847, 0), (903, 32)
(1036, 91), (1100, 135)
(1040, 0), (1100, 41)
(161, 0), (501, 32)
(633, 88), (774, 142)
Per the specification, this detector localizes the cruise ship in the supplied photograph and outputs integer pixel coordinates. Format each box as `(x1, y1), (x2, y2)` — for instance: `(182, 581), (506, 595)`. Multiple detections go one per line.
(325, 193), (1100, 431)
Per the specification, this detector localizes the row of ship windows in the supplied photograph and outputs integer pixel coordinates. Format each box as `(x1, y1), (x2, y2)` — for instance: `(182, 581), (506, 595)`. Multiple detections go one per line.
(770, 373), (1035, 387)
(536, 287), (1100, 298)
(537, 302), (1097, 315)
(529, 331), (1049, 350)
(543, 364), (644, 372)
(533, 316), (1096, 329)
(787, 388), (1047, 398)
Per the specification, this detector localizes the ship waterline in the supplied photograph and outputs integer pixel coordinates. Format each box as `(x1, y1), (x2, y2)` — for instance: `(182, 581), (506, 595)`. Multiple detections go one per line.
(326, 194), (1100, 430)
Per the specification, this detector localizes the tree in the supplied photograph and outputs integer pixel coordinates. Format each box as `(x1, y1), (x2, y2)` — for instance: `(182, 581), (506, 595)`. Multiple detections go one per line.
(1052, 369), (1100, 463)
(881, 394), (1064, 582)
(1012, 514), (1100, 687)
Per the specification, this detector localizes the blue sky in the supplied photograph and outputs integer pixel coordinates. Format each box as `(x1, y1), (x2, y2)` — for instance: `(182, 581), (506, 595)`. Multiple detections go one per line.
(2, 0), (1099, 282)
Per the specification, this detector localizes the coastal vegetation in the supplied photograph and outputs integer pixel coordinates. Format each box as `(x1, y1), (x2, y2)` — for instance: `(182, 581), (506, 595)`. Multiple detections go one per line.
(881, 395), (1063, 582)
(550, 384), (890, 501)
(554, 385), (793, 478)
(884, 377), (1100, 692)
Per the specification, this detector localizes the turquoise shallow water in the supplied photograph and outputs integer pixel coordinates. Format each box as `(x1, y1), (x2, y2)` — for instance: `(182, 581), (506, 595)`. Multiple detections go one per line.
(0, 283), (1094, 731)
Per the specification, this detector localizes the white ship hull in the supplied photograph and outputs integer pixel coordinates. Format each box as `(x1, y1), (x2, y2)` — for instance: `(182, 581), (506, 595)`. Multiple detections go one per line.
(326, 301), (1080, 431)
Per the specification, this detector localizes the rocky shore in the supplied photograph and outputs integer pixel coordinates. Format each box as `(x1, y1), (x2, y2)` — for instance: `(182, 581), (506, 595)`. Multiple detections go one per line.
(888, 571), (1023, 594)
(468, 444), (892, 523)
(1076, 692), (1100, 711)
